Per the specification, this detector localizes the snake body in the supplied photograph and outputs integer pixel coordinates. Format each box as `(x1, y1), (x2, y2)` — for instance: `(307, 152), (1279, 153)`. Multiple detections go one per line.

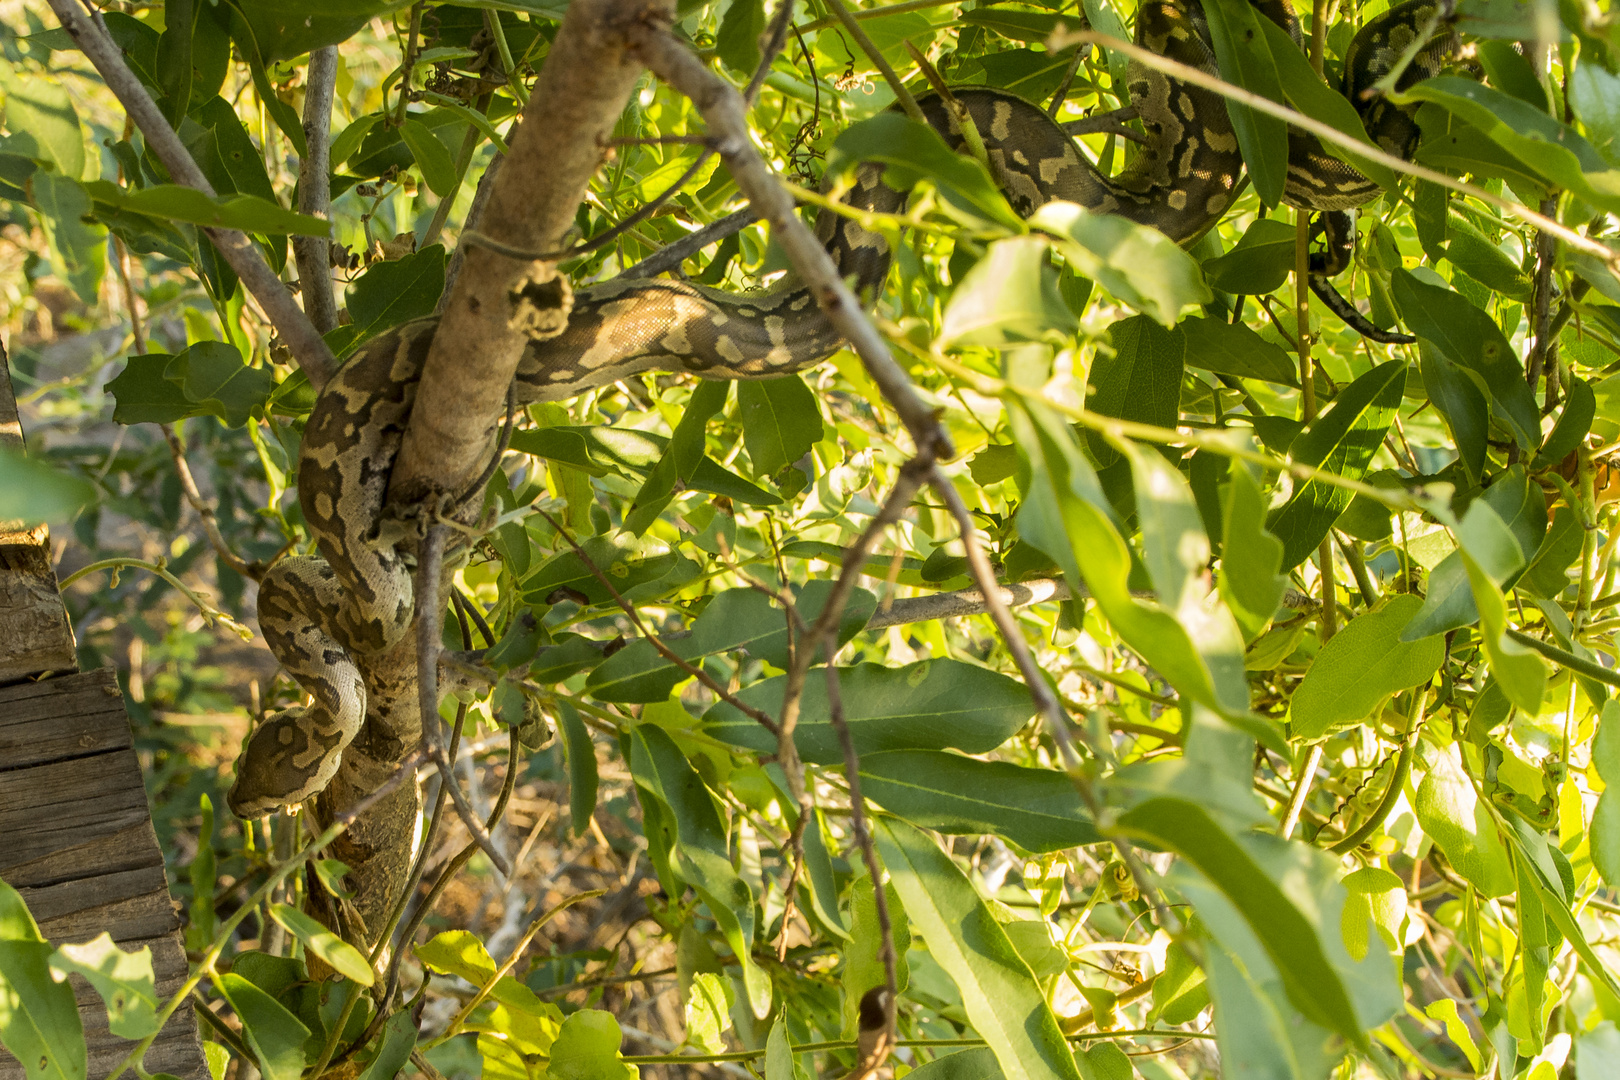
(228, 0), (1455, 818)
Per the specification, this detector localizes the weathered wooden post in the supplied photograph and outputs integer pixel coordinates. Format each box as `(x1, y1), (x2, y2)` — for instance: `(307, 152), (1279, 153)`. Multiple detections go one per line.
(1, 342), (208, 1080)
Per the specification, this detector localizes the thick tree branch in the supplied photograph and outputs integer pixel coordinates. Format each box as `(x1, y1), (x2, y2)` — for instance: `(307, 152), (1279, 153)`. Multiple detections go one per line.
(45, 0), (338, 389)
(295, 46), (339, 334)
(388, 0), (660, 507)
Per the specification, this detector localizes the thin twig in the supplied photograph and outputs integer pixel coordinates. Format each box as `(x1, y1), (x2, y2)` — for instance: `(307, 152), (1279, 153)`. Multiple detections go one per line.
(45, 0), (337, 388)
(160, 424), (258, 580)
(534, 509), (781, 735)
(820, 0), (925, 123)
(296, 46), (339, 333)
(416, 524), (512, 875)
(615, 207), (758, 279)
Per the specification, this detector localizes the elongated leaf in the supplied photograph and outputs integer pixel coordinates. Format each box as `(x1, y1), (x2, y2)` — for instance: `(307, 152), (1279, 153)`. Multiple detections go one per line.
(1255, 16), (1395, 190)
(547, 1010), (636, 1080)
(739, 375), (826, 477)
(1179, 316), (1298, 386)
(1419, 342), (1488, 485)
(1397, 77), (1620, 214)
(216, 973), (310, 1080)
(32, 173), (106, 304)
(1011, 400), (1251, 722)
(268, 905), (373, 986)
(857, 751), (1097, 853)
(558, 702), (598, 839)
(1392, 270), (1539, 449)
(800, 808), (849, 940)
(1028, 203), (1210, 324)
(941, 237), (1076, 347)
(1268, 360), (1405, 570)
(330, 247), (446, 355)
(1505, 823), (1620, 1001)
(630, 725), (769, 1018)
(49, 934), (159, 1039)
(1291, 595), (1443, 739)
(1084, 315), (1184, 467)
(704, 659), (1034, 763)
(627, 380), (730, 534)
(1202, 0), (1288, 207)
(0, 447), (96, 525)
(590, 582), (873, 702)
(827, 114), (1022, 230)
(1414, 744), (1515, 897)
(1115, 799), (1370, 1045)
(0, 881), (85, 1080)
(84, 181), (330, 236)
(1219, 462), (1287, 640)
(353, 1007), (417, 1080)
(1203, 218), (1295, 296)
(840, 871), (909, 1037)
(715, 0), (765, 72)
(875, 818), (1084, 1080)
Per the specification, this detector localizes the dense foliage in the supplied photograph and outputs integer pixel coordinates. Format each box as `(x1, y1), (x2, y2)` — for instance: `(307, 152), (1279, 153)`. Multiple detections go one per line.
(8, 1), (1620, 1079)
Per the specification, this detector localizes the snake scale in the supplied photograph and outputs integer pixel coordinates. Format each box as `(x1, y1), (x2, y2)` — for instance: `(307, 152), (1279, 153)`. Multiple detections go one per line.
(228, 0), (1455, 819)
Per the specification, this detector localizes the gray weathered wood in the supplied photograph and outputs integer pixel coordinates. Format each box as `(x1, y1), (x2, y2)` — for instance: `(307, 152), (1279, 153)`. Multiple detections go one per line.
(0, 340), (78, 685)
(1, 341), (207, 1080)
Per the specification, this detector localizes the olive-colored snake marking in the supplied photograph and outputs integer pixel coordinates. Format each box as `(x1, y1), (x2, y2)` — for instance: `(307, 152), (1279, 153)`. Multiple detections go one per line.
(227, 0), (1454, 818)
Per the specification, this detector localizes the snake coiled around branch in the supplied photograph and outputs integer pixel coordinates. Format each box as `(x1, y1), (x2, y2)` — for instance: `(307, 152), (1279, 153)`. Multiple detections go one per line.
(227, 0), (1456, 820)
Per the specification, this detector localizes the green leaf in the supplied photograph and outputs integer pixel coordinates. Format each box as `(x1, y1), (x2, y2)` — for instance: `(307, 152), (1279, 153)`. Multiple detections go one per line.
(1202, 218), (1295, 296)
(1118, 799), (1381, 1045)
(840, 872), (909, 1038)
(588, 582), (873, 702)
(267, 905), (374, 986)
(828, 114), (1023, 230)
(1029, 202), (1211, 325)
(32, 173), (106, 304)
(186, 795), (216, 952)
(904, 1050), (1001, 1080)
(1011, 401), (1251, 722)
(856, 750), (1098, 853)
(1419, 342), (1489, 485)
(399, 117), (456, 197)
(1267, 359), (1406, 570)
(415, 930), (497, 984)
(1218, 461), (1287, 640)
(352, 1007), (417, 1080)
(1202, 0), (1288, 207)
(1084, 315), (1184, 466)
(331, 247), (446, 354)
(1414, 744), (1515, 897)
(0, 67), (84, 177)
(715, 0), (765, 72)
(626, 380), (730, 534)
(1572, 59), (1620, 166)
(1397, 76), (1620, 214)
(1179, 316), (1298, 386)
(683, 971), (733, 1053)
(85, 182), (330, 236)
(164, 341), (273, 428)
(1537, 377), (1595, 468)
(1505, 819), (1620, 1002)
(521, 534), (702, 608)
(48, 934), (159, 1040)
(0, 881), (86, 1080)
(874, 817), (1083, 1080)
(703, 659), (1036, 764)
(1458, 503), (1546, 713)
(558, 702), (599, 839)
(1520, 506), (1582, 599)
(546, 1010), (636, 1080)
(1290, 595), (1443, 740)
(187, 97), (279, 204)
(629, 725), (769, 1018)
(0, 447), (95, 525)
(215, 972), (311, 1080)
(1254, 15), (1396, 191)
(738, 375), (825, 478)
(1424, 999), (1483, 1073)
(799, 808), (849, 941)
(1591, 701), (1620, 888)
(1339, 867), (1405, 961)
(941, 236), (1076, 348)
(764, 1017), (800, 1080)
(1392, 270), (1539, 450)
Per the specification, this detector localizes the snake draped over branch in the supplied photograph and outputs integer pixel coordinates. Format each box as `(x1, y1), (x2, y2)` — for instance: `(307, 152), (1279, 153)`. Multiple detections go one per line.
(228, 0), (1458, 927)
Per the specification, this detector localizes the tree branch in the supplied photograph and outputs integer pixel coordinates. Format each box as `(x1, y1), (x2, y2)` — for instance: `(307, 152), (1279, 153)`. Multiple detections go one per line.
(45, 0), (337, 389)
(388, 0), (660, 507)
(296, 46), (339, 334)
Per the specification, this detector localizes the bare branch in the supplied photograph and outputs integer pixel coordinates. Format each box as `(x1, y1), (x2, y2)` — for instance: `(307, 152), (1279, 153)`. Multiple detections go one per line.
(44, 0), (338, 388)
(631, 26), (953, 461)
(416, 525), (512, 876)
(296, 47), (339, 333)
(160, 423), (258, 581)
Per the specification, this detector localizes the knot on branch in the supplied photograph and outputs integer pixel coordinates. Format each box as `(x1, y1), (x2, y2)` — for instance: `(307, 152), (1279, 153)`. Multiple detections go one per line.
(508, 264), (574, 341)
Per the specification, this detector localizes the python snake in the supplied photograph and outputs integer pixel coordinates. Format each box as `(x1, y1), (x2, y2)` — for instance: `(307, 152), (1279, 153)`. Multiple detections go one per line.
(228, 0), (1456, 818)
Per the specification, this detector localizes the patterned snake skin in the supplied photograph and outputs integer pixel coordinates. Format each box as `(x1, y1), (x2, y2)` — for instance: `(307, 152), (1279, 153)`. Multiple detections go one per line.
(227, 0), (1454, 817)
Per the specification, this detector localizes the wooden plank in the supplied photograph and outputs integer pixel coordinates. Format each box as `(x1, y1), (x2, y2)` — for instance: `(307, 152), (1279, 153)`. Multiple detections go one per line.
(0, 670), (134, 769)
(0, 338), (77, 684)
